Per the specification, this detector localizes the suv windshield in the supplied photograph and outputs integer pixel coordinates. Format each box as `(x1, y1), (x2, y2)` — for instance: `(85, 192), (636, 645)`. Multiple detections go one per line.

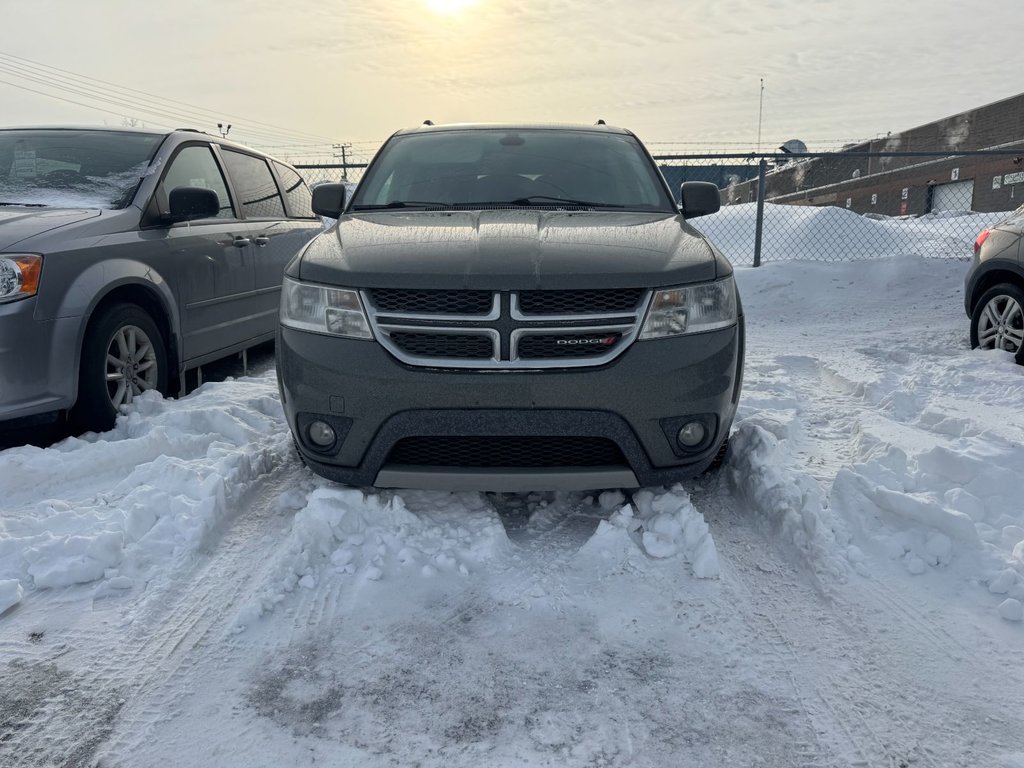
(351, 128), (676, 212)
(0, 129), (163, 209)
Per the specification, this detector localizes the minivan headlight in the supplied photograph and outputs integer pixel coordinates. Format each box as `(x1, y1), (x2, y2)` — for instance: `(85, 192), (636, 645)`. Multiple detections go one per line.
(640, 276), (737, 340)
(0, 254), (42, 303)
(280, 277), (373, 339)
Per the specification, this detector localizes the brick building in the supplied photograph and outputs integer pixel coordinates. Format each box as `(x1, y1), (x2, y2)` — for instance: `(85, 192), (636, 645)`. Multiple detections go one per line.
(723, 92), (1024, 215)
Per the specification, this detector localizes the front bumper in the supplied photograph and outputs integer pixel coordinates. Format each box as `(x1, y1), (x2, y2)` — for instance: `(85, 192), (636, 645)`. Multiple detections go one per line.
(0, 297), (79, 423)
(277, 320), (744, 491)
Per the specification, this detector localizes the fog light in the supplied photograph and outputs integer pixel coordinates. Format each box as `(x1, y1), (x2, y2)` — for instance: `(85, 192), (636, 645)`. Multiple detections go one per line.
(308, 420), (336, 448)
(677, 421), (706, 448)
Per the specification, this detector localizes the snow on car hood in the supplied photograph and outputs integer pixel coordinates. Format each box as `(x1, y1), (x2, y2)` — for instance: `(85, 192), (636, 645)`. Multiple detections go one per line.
(297, 210), (720, 289)
(0, 207), (100, 250)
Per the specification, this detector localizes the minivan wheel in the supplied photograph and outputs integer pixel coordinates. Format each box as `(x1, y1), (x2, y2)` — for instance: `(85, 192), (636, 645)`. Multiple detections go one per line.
(72, 303), (169, 432)
(970, 283), (1024, 362)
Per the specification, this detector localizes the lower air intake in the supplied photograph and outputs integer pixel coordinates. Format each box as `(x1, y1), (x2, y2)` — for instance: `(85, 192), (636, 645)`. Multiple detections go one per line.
(385, 436), (628, 468)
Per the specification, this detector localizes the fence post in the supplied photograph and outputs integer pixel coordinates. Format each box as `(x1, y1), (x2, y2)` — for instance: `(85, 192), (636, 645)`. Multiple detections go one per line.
(753, 158), (767, 268)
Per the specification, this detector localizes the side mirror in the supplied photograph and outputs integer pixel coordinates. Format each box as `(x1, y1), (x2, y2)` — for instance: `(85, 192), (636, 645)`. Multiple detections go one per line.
(168, 186), (220, 222)
(680, 182), (721, 219)
(312, 183), (347, 219)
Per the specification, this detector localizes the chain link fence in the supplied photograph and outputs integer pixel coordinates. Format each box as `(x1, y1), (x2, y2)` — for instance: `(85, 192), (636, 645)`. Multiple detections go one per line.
(295, 163), (367, 187)
(294, 149), (1024, 267)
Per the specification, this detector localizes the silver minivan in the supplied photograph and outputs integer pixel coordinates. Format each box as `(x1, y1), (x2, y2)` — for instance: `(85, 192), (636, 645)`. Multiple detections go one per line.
(0, 127), (321, 431)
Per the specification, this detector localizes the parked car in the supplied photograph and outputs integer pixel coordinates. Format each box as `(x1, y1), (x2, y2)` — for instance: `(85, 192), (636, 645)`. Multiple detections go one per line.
(965, 204), (1024, 363)
(0, 126), (322, 432)
(277, 123), (744, 492)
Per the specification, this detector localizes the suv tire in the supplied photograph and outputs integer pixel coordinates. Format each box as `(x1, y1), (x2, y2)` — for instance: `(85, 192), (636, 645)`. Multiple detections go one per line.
(72, 303), (169, 432)
(970, 282), (1024, 364)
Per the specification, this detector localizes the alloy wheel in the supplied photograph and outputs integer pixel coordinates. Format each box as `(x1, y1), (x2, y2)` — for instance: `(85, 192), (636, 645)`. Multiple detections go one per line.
(976, 294), (1024, 353)
(104, 324), (159, 408)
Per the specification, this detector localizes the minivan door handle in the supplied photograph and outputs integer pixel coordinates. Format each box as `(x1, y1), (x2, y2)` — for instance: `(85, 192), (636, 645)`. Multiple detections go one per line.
(253, 236), (270, 246)
(232, 236), (251, 248)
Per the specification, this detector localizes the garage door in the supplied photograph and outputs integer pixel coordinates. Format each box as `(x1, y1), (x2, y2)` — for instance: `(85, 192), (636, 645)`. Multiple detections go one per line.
(931, 180), (975, 212)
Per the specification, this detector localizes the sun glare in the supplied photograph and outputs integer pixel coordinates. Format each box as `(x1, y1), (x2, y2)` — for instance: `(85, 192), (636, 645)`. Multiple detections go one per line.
(424, 0), (478, 16)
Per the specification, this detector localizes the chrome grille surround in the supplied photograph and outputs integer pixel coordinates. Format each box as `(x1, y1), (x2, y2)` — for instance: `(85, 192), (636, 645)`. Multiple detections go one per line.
(364, 289), (651, 369)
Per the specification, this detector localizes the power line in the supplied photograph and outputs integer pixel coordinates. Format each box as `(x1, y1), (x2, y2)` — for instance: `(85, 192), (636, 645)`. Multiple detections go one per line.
(0, 50), (334, 144)
(0, 59), (317, 147)
(0, 77), (179, 129)
(0, 49), (337, 146)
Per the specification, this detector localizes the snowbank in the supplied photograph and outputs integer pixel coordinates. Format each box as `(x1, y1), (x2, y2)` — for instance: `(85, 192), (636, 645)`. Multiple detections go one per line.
(0, 374), (290, 603)
(736, 252), (1024, 620)
(238, 486), (512, 623)
(697, 203), (1010, 264)
(828, 353), (1024, 617)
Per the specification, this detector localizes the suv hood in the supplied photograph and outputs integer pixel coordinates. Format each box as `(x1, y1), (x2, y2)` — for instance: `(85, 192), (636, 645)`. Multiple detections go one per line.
(298, 210), (719, 289)
(0, 207), (101, 251)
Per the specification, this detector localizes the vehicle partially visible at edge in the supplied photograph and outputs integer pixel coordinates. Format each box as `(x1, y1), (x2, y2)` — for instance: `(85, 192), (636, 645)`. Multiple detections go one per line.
(0, 126), (322, 432)
(965, 203), (1024, 364)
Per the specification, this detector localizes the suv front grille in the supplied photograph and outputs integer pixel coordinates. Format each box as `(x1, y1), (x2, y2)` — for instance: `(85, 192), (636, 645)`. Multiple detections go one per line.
(388, 331), (494, 360)
(365, 289), (651, 370)
(385, 436), (627, 468)
(517, 288), (645, 315)
(368, 289), (494, 316)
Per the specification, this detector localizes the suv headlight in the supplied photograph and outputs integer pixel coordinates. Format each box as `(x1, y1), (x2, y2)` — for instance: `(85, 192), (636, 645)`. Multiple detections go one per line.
(640, 276), (737, 340)
(0, 254), (43, 303)
(280, 277), (373, 339)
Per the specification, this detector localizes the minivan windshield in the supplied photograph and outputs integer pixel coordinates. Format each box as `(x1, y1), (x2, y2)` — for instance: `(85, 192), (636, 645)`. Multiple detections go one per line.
(350, 128), (676, 212)
(0, 129), (163, 209)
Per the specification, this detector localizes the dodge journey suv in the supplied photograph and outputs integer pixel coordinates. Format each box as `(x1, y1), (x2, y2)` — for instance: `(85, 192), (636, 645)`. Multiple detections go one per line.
(277, 123), (744, 491)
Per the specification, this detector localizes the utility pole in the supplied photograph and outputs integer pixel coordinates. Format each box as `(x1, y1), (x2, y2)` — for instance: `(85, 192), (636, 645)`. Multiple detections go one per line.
(756, 78), (764, 155)
(333, 143), (352, 180)
(217, 122), (232, 139)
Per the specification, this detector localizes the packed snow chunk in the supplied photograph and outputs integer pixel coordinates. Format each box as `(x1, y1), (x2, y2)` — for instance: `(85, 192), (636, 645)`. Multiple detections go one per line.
(924, 533), (953, 565)
(0, 579), (23, 614)
(24, 531), (125, 589)
(598, 490), (626, 511)
(989, 569), (1020, 596)
(998, 598), (1023, 623)
(944, 488), (988, 524)
(729, 422), (846, 579)
(580, 486), (719, 578)
(904, 555), (928, 576)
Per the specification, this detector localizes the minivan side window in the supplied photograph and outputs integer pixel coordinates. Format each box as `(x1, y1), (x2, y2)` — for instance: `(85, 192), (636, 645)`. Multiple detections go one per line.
(221, 150), (286, 219)
(159, 145), (234, 219)
(273, 162), (315, 218)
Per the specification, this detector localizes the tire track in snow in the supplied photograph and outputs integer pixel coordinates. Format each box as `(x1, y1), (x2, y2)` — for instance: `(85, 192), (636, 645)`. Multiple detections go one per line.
(700, 479), (1020, 768)
(0, 459), (306, 768)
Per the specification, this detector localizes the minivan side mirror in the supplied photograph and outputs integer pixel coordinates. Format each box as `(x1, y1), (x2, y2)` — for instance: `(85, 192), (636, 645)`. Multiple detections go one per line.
(168, 186), (221, 222)
(312, 183), (347, 219)
(679, 182), (721, 219)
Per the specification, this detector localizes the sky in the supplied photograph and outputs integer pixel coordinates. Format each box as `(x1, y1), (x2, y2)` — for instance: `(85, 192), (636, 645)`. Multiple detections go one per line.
(2, 0), (1023, 162)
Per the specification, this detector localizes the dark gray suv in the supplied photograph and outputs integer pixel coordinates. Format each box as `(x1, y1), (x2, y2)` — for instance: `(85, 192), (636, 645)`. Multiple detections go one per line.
(0, 127), (321, 431)
(277, 123), (744, 492)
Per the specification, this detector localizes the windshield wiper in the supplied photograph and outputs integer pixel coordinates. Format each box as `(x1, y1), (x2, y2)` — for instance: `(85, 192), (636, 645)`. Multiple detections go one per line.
(508, 195), (624, 208)
(0, 201), (48, 207)
(350, 200), (452, 211)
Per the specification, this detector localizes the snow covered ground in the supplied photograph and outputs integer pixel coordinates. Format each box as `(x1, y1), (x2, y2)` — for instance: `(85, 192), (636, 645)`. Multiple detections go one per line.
(2, 209), (1024, 767)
